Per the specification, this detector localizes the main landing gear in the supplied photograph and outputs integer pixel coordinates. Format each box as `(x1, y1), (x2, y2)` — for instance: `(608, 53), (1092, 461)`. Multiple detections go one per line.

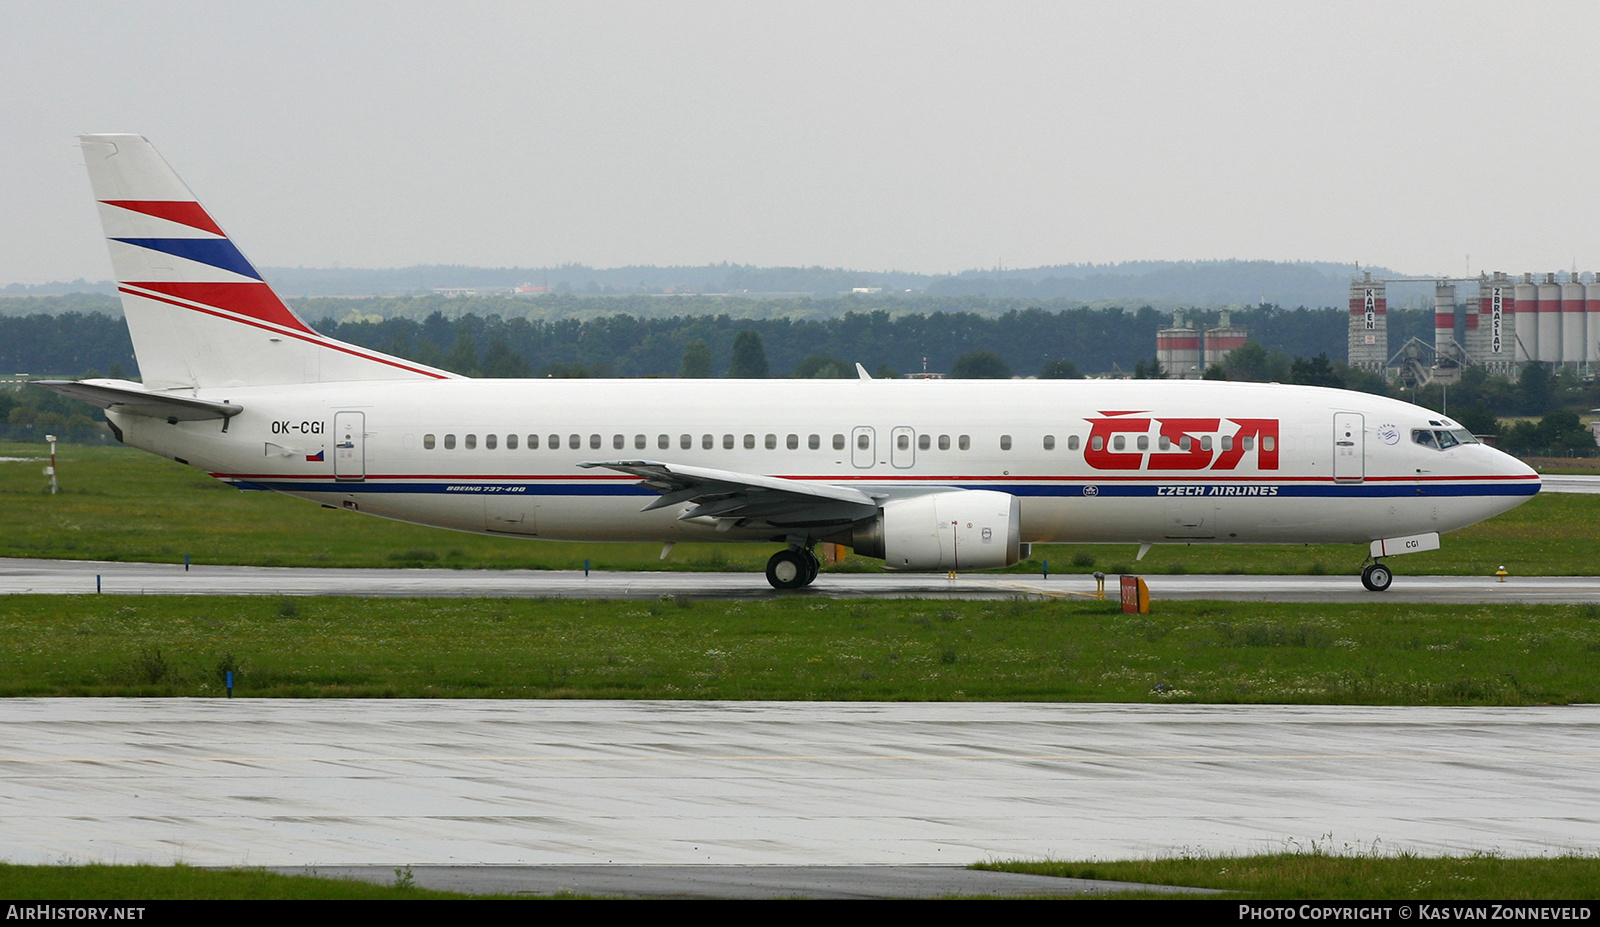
(1360, 560), (1393, 592)
(765, 546), (820, 590)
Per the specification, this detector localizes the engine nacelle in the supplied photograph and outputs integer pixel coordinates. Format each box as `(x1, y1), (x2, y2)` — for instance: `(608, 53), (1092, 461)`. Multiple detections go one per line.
(849, 490), (1022, 571)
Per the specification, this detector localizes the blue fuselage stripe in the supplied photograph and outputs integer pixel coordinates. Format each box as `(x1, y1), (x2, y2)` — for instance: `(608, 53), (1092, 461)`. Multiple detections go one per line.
(225, 479), (1539, 499)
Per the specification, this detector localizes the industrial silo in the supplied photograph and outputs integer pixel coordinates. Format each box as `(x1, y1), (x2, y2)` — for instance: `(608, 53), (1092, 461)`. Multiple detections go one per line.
(1539, 272), (1562, 363)
(1563, 274), (1587, 367)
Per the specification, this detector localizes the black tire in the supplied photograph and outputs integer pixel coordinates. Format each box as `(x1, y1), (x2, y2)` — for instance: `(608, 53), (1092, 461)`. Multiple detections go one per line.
(1361, 562), (1393, 592)
(801, 547), (820, 585)
(766, 549), (810, 590)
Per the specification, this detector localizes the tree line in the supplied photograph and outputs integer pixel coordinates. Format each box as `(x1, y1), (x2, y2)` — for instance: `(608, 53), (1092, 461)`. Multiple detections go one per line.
(3, 299), (1595, 454)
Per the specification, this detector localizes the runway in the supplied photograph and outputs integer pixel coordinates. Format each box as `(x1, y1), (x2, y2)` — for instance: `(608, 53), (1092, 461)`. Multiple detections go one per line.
(1539, 474), (1600, 493)
(1, 699), (1595, 897)
(3, 556), (1597, 603)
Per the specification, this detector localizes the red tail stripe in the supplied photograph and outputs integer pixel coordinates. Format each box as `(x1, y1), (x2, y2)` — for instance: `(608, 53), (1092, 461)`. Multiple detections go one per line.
(101, 200), (225, 236)
(125, 281), (315, 334)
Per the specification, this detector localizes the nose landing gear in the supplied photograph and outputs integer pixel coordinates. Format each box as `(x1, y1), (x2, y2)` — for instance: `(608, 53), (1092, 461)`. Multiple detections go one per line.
(1360, 560), (1393, 592)
(765, 546), (821, 590)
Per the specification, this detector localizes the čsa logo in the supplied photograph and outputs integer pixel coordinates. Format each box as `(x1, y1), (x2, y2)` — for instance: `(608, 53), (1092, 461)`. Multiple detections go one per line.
(1085, 411), (1279, 471)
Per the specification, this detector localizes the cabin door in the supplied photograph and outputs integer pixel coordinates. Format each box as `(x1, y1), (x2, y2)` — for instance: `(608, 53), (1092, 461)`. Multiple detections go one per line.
(334, 411), (365, 481)
(1333, 412), (1364, 483)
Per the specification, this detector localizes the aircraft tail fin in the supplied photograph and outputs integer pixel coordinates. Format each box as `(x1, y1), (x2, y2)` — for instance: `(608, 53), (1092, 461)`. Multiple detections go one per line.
(79, 134), (455, 389)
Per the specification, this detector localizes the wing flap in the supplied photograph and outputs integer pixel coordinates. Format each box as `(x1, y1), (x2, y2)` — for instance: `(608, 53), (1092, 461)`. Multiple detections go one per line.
(579, 460), (881, 526)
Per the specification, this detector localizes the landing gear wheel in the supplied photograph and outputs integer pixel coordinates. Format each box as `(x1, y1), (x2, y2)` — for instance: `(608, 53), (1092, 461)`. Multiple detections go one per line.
(766, 549), (813, 590)
(1361, 562), (1393, 592)
(801, 547), (820, 585)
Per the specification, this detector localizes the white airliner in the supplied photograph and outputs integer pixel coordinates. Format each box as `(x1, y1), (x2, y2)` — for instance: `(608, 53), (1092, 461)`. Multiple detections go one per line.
(40, 134), (1540, 591)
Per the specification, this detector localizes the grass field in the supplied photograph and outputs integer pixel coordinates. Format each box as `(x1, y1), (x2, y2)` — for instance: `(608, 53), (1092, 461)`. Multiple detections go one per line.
(3, 594), (1596, 703)
(0, 441), (1588, 577)
(983, 852), (1600, 900)
(1, 854), (1595, 899)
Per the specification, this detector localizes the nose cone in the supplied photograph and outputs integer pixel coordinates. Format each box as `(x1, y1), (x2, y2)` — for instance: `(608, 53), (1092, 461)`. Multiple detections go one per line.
(1503, 448), (1540, 493)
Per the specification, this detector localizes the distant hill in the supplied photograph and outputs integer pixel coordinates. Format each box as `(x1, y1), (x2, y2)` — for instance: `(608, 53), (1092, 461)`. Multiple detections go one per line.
(6, 259), (1409, 308)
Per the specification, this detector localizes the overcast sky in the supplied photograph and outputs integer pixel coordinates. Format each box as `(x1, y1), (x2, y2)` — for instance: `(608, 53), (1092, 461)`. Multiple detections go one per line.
(6, 1), (1600, 285)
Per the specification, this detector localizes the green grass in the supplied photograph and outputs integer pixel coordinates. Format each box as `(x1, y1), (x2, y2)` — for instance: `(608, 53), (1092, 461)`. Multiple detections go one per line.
(0, 863), (503, 900)
(983, 851), (1600, 900)
(4, 595), (1597, 703)
(0, 441), (1588, 576)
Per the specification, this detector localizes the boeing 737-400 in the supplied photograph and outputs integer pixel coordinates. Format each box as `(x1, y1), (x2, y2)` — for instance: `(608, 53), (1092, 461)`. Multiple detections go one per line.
(39, 135), (1541, 590)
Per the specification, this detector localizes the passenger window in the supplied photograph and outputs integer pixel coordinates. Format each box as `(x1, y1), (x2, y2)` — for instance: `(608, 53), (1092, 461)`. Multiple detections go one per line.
(1043, 435), (1054, 450)
(548, 434), (559, 450)
(1068, 435), (1080, 451)
(635, 434), (646, 450)
(959, 435), (970, 450)
(938, 435), (950, 450)
(424, 434), (436, 450)
(833, 434), (845, 451)
(1262, 436), (1275, 452)
(613, 434), (625, 450)
(465, 434), (477, 450)
(680, 434), (692, 450)
(507, 434), (518, 450)
(765, 434), (777, 449)
(919, 434), (931, 450)
(529, 434), (540, 449)
(1113, 435), (1125, 451)
(787, 434), (799, 450)
(898, 434), (910, 450)
(659, 434), (670, 450)
(744, 434), (755, 449)
(808, 434), (820, 450)
(857, 434), (869, 450)
(723, 434), (734, 450)
(444, 434), (457, 449)
(1091, 435), (1103, 451)
(1201, 436), (1212, 451)
(568, 434), (580, 449)
(486, 434), (497, 450)
(702, 434), (713, 450)
(589, 434), (601, 450)
(1221, 435), (1233, 451)
(1159, 435), (1171, 450)
(1179, 436), (1190, 451)
(1242, 435), (1254, 451)
(1136, 435), (1148, 451)
(1000, 435), (1012, 450)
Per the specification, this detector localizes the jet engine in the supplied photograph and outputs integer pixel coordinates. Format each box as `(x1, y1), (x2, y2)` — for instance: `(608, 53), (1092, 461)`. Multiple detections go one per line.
(847, 490), (1022, 571)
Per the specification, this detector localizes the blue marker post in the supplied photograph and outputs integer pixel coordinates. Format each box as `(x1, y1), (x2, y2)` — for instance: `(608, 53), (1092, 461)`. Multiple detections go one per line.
(1043, 560), (1049, 579)
(185, 554), (190, 572)
(226, 671), (233, 699)
(584, 558), (590, 577)
(96, 574), (101, 594)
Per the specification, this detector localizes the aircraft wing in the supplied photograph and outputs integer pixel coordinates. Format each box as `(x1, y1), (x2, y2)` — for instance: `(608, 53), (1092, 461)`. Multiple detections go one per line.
(34, 379), (241, 423)
(579, 460), (882, 528)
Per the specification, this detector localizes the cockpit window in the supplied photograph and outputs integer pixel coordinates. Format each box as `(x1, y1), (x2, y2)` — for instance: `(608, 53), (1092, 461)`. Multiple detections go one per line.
(1413, 427), (1477, 450)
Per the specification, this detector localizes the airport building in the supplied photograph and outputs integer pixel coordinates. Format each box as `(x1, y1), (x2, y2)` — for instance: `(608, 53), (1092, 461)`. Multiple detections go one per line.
(1348, 270), (1598, 385)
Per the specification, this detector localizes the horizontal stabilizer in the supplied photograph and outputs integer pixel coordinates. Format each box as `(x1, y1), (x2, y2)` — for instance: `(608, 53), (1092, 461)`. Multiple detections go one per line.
(34, 379), (241, 422)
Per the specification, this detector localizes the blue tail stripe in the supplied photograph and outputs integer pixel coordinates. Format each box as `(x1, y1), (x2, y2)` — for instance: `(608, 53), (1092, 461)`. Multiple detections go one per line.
(111, 238), (262, 280)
